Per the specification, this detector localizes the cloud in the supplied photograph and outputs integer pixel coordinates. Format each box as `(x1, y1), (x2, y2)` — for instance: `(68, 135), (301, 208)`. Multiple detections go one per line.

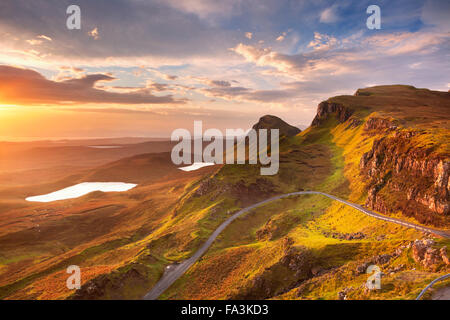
(59, 105), (256, 122)
(276, 32), (287, 42)
(188, 76), (236, 88)
(199, 82), (298, 104)
(37, 35), (52, 41)
(209, 80), (232, 87)
(60, 66), (84, 73)
(145, 81), (171, 92)
(200, 85), (249, 100)
(24, 34), (53, 46)
(146, 68), (180, 81)
(307, 32), (338, 51)
(157, 0), (241, 20)
(245, 32), (253, 39)
(319, 5), (339, 23)
(164, 74), (178, 80)
(26, 39), (43, 45)
(0, 0), (449, 136)
(362, 31), (448, 55)
(0, 65), (183, 105)
(231, 43), (300, 73)
(224, 26), (449, 113)
(54, 66), (86, 81)
(60, 107), (160, 115)
(0, 0), (238, 63)
(232, 30), (449, 79)
(88, 27), (100, 40)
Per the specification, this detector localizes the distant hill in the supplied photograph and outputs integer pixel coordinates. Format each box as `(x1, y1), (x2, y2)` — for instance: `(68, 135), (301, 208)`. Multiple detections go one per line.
(83, 152), (217, 184)
(296, 124), (309, 131)
(252, 115), (301, 137)
(0, 139), (176, 173)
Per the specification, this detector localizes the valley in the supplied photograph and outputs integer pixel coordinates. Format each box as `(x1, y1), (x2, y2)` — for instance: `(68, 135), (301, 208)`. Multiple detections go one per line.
(0, 85), (448, 300)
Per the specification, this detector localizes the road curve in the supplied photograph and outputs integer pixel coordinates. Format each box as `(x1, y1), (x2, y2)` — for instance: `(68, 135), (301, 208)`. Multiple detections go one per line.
(143, 191), (450, 300)
(416, 273), (450, 300)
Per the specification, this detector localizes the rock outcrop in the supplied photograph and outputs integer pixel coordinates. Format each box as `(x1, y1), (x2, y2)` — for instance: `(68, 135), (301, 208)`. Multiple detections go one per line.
(363, 117), (398, 133)
(359, 130), (449, 226)
(412, 239), (449, 269)
(323, 231), (366, 240)
(311, 101), (353, 126)
(252, 115), (301, 137)
(338, 287), (354, 300)
(280, 247), (314, 278)
(70, 265), (148, 300)
(354, 254), (394, 276)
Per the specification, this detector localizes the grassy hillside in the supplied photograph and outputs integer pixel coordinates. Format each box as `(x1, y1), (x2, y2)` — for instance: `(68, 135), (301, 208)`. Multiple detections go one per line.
(0, 85), (448, 300)
(158, 85), (449, 300)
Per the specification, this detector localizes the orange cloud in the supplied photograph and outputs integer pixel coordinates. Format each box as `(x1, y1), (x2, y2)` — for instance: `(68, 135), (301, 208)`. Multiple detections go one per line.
(0, 65), (183, 105)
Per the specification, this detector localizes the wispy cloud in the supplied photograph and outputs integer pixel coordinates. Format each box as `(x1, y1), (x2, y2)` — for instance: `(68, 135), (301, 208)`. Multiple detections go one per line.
(319, 5), (339, 23)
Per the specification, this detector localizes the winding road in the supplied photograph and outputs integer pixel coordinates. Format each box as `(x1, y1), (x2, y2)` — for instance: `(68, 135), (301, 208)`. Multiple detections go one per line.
(416, 273), (450, 300)
(143, 191), (450, 300)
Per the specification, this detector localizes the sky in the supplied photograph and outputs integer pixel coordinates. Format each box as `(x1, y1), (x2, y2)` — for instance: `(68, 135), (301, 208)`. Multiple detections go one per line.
(0, 0), (449, 139)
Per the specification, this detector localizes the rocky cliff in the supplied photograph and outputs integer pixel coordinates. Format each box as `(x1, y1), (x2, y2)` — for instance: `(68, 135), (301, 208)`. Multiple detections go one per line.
(311, 101), (353, 126)
(359, 129), (449, 226)
(312, 85), (449, 227)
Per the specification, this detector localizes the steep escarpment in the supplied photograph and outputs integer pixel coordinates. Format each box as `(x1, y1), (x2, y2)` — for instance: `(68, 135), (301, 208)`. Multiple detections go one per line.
(311, 85), (450, 228)
(311, 101), (353, 126)
(360, 130), (449, 226)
